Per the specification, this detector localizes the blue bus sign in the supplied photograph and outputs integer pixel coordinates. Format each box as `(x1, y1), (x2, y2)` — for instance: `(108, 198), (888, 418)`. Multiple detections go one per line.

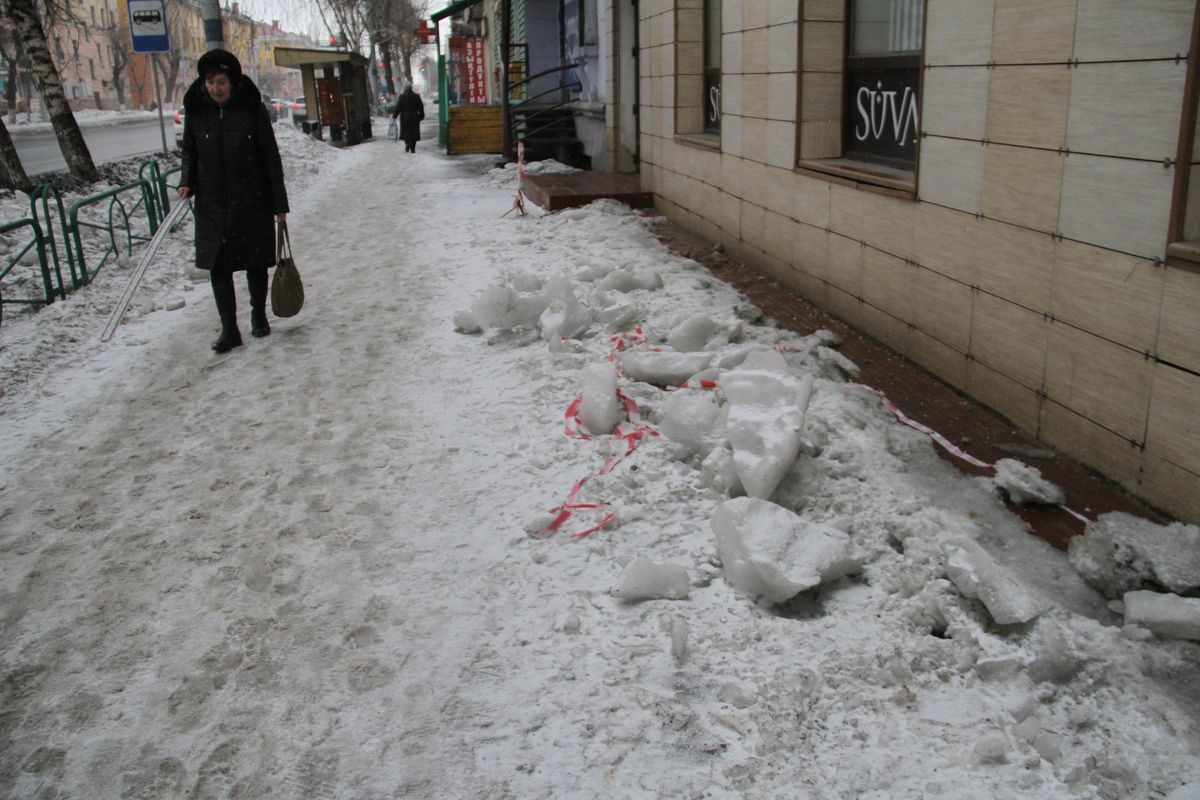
(128, 0), (170, 53)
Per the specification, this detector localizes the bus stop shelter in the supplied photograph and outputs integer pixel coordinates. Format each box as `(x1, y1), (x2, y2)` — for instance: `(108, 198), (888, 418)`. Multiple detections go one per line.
(274, 47), (373, 145)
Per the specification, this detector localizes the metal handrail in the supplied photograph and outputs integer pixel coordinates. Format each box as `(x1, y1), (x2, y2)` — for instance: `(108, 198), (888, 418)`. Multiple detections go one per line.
(507, 61), (580, 97)
(507, 62), (583, 146)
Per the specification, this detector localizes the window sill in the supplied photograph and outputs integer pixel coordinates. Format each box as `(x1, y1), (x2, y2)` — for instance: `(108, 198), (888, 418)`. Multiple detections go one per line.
(675, 133), (721, 152)
(1166, 241), (1200, 273)
(797, 158), (916, 198)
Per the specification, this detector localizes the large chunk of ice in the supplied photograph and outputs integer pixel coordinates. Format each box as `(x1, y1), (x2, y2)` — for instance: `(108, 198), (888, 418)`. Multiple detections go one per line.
(722, 350), (813, 499)
(596, 268), (662, 293)
(700, 446), (743, 496)
(992, 458), (1065, 506)
(617, 350), (714, 386)
(613, 556), (690, 601)
(576, 362), (621, 435)
(470, 285), (545, 330)
(1068, 512), (1200, 598)
(1124, 590), (1200, 641)
(659, 389), (727, 460)
(711, 497), (862, 603)
(941, 536), (1046, 625)
(668, 313), (720, 352)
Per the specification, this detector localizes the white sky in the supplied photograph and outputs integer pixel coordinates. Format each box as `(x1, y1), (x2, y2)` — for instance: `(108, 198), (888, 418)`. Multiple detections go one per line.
(236, 0), (326, 39)
(1, 114), (1199, 798)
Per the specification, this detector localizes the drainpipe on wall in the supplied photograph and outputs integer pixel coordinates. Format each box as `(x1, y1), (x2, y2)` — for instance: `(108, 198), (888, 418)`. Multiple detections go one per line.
(500, 0), (512, 162)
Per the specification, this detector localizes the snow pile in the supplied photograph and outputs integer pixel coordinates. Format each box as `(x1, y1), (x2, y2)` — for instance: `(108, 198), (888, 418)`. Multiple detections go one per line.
(1069, 511), (1200, 598)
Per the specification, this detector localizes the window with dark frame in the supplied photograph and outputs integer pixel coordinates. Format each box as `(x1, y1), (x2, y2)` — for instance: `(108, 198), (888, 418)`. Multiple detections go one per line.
(844, 0), (922, 170)
(703, 0), (721, 133)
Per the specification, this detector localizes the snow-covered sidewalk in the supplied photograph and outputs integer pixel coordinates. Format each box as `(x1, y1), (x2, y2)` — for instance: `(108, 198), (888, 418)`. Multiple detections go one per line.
(0, 122), (1198, 799)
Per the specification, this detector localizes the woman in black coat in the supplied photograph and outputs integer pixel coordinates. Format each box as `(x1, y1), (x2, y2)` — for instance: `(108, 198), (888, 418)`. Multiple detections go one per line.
(178, 49), (289, 353)
(391, 84), (425, 153)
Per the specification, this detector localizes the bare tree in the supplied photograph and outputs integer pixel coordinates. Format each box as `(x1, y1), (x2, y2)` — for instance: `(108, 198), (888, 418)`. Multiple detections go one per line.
(100, 14), (130, 108)
(0, 114), (32, 191)
(0, 23), (33, 122)
(3, 0), (99, 181)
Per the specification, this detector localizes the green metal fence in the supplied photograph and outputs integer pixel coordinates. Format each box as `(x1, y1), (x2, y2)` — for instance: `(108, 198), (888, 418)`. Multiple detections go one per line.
(0, 156), (189, 327)
(0, 216), (55, 327)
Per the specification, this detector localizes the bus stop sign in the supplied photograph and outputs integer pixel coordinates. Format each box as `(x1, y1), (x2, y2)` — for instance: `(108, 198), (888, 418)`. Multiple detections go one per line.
(128, 0), (170, 53)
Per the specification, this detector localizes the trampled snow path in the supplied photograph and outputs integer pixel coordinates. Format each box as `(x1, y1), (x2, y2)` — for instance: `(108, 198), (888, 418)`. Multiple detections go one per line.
(0, 142), (578, 797)
(2, 122), (1199, 800)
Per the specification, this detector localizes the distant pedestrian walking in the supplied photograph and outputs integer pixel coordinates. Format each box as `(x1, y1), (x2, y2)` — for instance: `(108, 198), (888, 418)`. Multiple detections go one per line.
(178, 49), (289, 353)
(391, 84), (425, 153)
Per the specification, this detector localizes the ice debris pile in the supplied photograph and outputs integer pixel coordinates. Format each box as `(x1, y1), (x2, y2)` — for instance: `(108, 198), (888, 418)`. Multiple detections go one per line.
(1070, 512), (1200, 641)
(454, 203), (1200, 642)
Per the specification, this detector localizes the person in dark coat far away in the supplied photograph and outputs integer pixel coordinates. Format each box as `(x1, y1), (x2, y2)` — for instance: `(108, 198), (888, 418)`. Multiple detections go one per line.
(391, 84), (425, 153)
(178, 48), (289, 353)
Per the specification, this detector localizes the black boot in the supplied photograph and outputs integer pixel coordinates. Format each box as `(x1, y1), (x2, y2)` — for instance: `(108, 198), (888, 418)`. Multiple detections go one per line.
(210, 270), (243, 353)
(247, 268), (270, 338)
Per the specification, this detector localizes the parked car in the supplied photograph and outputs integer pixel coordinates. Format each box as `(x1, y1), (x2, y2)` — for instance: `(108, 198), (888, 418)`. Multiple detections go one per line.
(173, 106), (185, 144)
(290, 96), (307, 127)
(262, 97), (279, 122)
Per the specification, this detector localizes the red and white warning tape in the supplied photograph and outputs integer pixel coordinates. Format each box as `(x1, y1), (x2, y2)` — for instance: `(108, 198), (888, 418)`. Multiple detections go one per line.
(850, 384), (1092, 525)
(541, 386), (659, 539)
(511, 141), (527, 215)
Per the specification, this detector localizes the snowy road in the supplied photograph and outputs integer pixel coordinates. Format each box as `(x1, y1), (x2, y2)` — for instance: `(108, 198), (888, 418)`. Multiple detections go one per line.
(2, 123), (1199, 800)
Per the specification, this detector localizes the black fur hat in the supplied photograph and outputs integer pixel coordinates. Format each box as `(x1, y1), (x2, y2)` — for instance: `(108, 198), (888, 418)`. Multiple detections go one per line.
(197, 49), (242, 80)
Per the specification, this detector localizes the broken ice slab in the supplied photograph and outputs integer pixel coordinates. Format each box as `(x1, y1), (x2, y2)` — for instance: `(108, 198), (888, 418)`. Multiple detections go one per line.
(1069, 512), (1200, 599)
(659, 388), (727, 460)
(616, 350), (715, 386)
(711, 496), (862, 603)
(1123, 590), (1200, 641)
(941, 536), (1047, 625)
(991, 458), (1065, 506)
(576, 362), (621, 436)
(613, 556), (690, 601)
(722, 350), (814, 500)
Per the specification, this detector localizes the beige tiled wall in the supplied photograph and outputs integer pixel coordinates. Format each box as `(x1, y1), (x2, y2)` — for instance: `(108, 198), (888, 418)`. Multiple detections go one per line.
(634, 0), (1200, 521)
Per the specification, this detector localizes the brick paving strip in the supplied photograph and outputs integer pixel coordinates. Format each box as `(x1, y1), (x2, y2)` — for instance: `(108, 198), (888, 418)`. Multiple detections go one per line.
(650, 220), (1169, 550)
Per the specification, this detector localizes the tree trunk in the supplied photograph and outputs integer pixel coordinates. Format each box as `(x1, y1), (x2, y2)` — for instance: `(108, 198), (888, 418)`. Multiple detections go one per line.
(382, 41), (396, 96)
(8, 0), (99, 182)
(0, 115), (32, 192)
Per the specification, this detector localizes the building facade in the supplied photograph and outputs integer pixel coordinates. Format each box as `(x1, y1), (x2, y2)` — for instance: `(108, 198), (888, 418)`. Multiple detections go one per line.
(1, 0), (124, 112)
(617, 0), (1200, 523)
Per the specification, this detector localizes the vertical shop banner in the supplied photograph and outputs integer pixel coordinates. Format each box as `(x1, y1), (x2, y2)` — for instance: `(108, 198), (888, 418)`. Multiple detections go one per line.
(448, 37), (465, 105)
(464, 39), (487, 105)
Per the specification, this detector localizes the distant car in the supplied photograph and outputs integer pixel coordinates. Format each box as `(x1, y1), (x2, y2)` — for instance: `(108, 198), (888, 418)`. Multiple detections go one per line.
(291, 96), (307, 127)
(173, 106), (185, 144)
(262, 97), (278, 122)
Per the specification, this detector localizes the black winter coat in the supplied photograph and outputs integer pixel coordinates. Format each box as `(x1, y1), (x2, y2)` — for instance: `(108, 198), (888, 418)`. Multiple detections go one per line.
(391, 90), (425, 144)
(180, 75), (289, 272)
